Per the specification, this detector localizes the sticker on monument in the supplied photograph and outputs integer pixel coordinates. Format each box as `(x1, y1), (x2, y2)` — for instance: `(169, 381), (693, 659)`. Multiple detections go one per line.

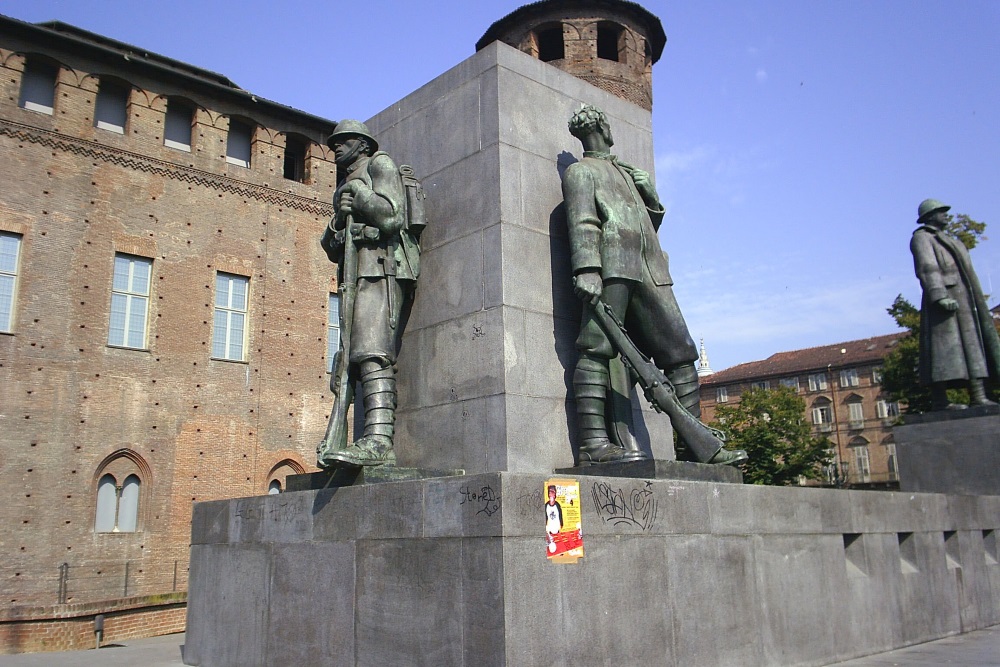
(544, 478), (583, 562)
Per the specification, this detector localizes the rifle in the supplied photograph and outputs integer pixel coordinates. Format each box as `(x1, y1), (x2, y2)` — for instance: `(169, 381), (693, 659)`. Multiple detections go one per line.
(588, 299), (738, 464)
(317, 213), (358, 467)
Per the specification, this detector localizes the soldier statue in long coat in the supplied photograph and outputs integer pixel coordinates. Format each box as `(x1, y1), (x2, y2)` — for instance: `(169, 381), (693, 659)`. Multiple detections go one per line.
(911, 199), (1000, 410)
(317, 120), (421, 467)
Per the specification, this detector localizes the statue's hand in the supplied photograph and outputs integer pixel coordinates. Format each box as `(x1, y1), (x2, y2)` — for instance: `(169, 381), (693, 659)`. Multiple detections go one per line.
(937, 297), (960, 312)
(338, 190), (355, 216)
(573, 271), (603, 304)
(628, 168), (656, 199)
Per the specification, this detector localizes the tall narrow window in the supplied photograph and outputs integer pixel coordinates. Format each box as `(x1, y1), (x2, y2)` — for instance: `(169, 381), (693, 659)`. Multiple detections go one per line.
(226, 119), (253, 168)
(716, 386), (728, 403)
(108, 254), (151, 349)
(164, 99), (193, 151)
(537, 25), (564, 62)
(0, 232), (22, 332)
(847, 402), (864, 429)
(780, 377), (800, 392)
(19, 58), (57, 114)
(268, 480), (282, 495)
(597, 22), (623, 62)
(328, 293), (341, 372)
(840, 368), (860, 387)
(886, 443), (898, 482)
(213, 272), (248, 361)
(94, 79), (129, 133)
(854, 446), (871, 483)
(283, 135), (307, 182)
(95, 473), (141, 533)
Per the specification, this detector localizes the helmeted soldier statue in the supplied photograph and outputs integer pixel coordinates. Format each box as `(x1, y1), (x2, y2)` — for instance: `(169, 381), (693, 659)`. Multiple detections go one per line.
(562, 105), (745, 466)
(317, 120), (420, 467)
(911, 198), (1000, 410)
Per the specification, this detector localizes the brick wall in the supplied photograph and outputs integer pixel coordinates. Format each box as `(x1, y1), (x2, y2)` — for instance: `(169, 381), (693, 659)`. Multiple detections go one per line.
(0, 594), (186, 654)
(0, 25), (341, 635)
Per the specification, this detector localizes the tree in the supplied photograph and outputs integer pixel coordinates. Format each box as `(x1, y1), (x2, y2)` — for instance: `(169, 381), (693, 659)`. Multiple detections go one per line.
(881, 212), (990, 412)
(709, 386), (831, 486)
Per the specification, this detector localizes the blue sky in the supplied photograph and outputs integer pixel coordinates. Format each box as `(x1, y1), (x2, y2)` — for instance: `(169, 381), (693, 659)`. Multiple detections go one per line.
(2, 0), (998, 372)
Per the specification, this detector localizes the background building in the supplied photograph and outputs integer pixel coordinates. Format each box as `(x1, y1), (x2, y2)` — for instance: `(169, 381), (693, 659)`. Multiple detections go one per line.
(700, 334), (904, 489)
(0, 16), (337, 651)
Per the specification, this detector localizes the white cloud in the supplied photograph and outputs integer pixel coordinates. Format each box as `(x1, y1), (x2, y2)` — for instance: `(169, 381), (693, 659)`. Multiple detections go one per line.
(756, 68), (768, 83)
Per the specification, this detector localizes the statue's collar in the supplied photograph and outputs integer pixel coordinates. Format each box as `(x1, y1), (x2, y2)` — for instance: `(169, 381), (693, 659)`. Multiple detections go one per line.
(583, 150), (616, 162)
(343, 156), (368, 174)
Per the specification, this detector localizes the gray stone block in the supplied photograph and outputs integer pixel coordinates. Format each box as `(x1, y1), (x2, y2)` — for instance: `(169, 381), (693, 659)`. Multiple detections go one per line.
(190, 499), (230, 545)
(415, 150), (501, 253)
(504, 307), (577, 401)
(229, 495), (268, 544)
(405, 231), (485, 332)
(355, 538), (465, 666)
(460, 537), (506, 667)
(266, 542), (356, 667)
(423, 473), (503, 538)
(895, 410), (1000, 495)
(503, 393), (575, 472)
(396, 394), (507, 474)
(184, 544), (270, 667)
(556, 459), (742, 484)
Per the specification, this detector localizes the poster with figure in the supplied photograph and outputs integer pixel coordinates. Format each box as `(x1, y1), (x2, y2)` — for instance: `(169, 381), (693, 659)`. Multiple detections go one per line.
(544, 478), (583, 562)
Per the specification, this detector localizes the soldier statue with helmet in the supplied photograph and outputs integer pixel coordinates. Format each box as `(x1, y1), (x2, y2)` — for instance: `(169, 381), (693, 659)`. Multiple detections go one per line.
(910, 198), (1000, 410)
(317, 120), (424, 467)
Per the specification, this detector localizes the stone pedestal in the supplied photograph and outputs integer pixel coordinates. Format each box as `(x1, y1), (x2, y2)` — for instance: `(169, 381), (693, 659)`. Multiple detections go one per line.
(184, 473), (1000, 667)
(894, 404), (1000, 495)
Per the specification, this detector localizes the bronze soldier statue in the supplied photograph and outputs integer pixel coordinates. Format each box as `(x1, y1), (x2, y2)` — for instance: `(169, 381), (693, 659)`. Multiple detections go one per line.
(562, 105), (746, 466)
(911, 199), (999, 410)
(317, 120), (421, 467)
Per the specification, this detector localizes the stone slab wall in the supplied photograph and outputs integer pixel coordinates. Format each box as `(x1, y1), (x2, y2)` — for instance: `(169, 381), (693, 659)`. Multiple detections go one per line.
(367, 41), (675, 475)
(184, 476), (1000, 666)
(895, 409), (1000, 495)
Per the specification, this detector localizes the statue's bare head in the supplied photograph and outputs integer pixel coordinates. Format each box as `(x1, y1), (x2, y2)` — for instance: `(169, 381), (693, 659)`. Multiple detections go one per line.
(568, 105), (613, 149)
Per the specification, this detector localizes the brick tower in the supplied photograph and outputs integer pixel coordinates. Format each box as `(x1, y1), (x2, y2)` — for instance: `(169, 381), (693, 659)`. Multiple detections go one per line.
(476, 0), (666, 110)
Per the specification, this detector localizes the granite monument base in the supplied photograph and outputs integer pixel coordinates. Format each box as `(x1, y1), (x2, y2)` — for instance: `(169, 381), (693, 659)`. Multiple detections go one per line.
(184, 472), (1000, 666)
(894, 405), (1000, 495)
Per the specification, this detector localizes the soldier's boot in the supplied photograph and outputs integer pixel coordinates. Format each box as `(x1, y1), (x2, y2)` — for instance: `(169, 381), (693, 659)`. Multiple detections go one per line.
(574, 356), (648, 466)
(970, 379), (998, 406)
(324, 360), (397, 467)
(668, 363), (747, 466)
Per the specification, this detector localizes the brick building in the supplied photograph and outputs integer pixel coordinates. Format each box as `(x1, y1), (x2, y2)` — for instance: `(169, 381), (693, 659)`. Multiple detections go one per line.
(700, 334), (906, 489)
(0, 16), (339, 652)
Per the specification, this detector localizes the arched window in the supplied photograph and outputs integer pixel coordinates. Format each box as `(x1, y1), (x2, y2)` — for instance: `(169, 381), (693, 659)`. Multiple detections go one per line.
(268, 479), (282, 495)
(266, 459), (305, 495)
(94, 473), (141, 532)
(164, 97), (194, 151)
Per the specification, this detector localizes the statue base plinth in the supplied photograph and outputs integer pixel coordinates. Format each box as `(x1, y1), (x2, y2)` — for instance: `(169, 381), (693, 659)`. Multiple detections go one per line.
(894, 404), (1000, 495)
(554, 458), (742, 483)
(285, 465), (465, 491)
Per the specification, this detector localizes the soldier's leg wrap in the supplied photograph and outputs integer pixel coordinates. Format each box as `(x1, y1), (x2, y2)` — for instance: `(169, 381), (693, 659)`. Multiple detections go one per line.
(969, 379), (997, 406)
(360, 358), (396, 439)
(573, 354), (648, 465)
(574, 355), (611, 445)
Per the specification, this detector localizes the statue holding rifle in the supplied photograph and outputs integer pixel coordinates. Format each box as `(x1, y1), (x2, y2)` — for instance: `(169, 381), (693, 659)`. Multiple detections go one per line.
(318, 120), (424, 468)
(561, 105), (746, 466)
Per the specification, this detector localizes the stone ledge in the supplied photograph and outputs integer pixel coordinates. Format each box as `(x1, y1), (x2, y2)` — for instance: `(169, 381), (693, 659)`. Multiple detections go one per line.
(554, 458), (743, 483)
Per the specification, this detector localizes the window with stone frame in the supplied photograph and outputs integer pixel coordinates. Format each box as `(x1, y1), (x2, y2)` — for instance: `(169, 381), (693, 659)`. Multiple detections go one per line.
(212, 272), (248, 361)
(807, 373), (828, 391)
(226, 118), (254, 168)
(0, 232), (22, 333)
(840, 368), (860, 388)
(108, 254), (151, 349)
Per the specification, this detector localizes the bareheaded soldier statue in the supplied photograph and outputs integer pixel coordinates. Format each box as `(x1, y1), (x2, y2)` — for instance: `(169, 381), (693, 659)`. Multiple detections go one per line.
(562, 105), (745, 466)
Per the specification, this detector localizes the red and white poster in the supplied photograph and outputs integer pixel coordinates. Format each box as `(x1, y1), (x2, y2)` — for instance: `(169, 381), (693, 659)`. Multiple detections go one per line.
(544, 478), (583, 562)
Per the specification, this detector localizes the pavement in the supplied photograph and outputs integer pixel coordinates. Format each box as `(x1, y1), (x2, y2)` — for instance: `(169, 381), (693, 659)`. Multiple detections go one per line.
(0, 626), (998, 665)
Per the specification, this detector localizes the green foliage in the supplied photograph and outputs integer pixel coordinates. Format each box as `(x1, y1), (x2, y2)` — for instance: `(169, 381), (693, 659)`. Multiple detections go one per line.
(881, 295), (932, 413)
(944, 213), (987, 250)
(710, 386), (831, 486)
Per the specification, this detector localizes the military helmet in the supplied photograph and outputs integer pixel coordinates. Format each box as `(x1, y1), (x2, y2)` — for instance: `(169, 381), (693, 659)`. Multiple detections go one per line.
(917, 198), (950, 222)
(326, 119), (379, 152)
